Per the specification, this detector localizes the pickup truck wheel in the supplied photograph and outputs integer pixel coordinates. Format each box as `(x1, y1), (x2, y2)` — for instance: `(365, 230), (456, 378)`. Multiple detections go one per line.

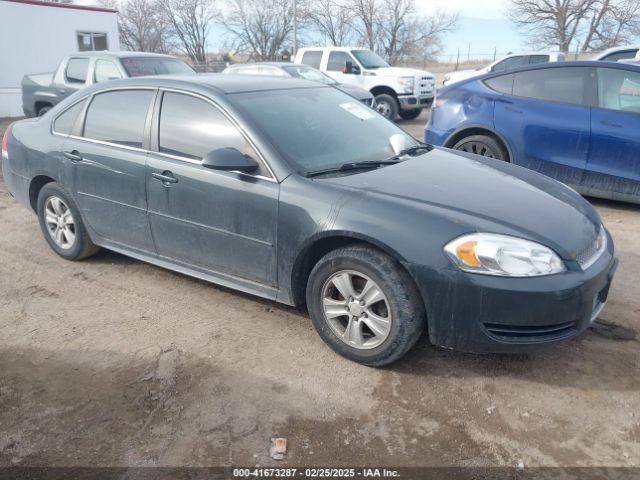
(306, 244), (426, 366)
(37, 183), (100, 261)
(37, 105), (52, 116)
(398, 108), (422, 120)
(374, 94), (399, 120)
(452, 134), (509, 161)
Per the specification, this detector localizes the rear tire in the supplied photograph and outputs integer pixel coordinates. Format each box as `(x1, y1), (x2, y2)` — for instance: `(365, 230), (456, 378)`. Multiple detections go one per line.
(37, 183), (100, 261)
(374, 94), (399, 121)
(398, 108), (422, 120)
(306, 244), (426, 366)
(452, 134), (509, 161)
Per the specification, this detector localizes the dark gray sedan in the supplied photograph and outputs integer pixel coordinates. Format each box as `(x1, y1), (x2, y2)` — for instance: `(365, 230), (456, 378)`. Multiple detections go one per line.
(1, 75), (617, 366)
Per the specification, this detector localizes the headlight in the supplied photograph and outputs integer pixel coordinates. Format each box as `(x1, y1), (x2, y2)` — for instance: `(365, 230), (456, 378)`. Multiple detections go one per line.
(444, 233), (566, 277)
(398, 76), (414, 93)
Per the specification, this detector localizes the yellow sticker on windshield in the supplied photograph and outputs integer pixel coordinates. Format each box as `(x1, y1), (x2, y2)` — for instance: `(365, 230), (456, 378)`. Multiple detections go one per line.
(339, 102), (376, 121)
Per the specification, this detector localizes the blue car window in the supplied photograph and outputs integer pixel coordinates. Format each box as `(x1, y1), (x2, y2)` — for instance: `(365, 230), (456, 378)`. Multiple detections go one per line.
(484, 74), (514, 94)
(598, 67), (640, 113)
(513, 67), (591, 106)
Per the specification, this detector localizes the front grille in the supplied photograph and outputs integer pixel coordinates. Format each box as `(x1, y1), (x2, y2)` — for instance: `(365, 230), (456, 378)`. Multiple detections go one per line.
(576, 226), (607, 270)
(416, 75), (434, 96)
(484, 321), (577, 342)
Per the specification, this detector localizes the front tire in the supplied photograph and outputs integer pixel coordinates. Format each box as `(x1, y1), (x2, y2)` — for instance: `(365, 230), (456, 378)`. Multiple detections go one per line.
(37, 105), (52, 117)
(306, 244), (426, 366)
(37, 183), (100, 261)
(398, 108), (422, 120)
(452, 134), (509, 161)
(374, 94), (399, 120)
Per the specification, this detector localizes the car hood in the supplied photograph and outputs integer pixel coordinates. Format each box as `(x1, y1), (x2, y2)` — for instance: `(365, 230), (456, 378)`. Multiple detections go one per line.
(334, 83), (373, 101)
(322, 148), (601, 260)
(370, 66), (434, 78)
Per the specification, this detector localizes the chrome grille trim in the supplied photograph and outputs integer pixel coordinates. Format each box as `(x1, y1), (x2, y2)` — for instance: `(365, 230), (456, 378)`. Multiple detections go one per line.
(576, 225), (607, 270)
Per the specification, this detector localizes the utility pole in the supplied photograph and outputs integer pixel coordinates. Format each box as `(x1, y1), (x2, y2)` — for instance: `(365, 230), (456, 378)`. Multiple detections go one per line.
(292, 0), (298, 57)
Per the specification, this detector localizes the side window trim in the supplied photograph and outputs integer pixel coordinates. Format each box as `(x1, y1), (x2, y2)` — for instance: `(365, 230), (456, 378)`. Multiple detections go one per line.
(151, 88), (276, 181)
(594, 66), (640, 115)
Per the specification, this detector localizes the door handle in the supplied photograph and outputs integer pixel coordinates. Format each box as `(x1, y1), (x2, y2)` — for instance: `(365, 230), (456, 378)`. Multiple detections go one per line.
(63, 150), (83, 162)
(152, 171), (178, 185)
(505, 106), (523, 114)
(600, 120), (622, 128)
(59, 89), (67, 94)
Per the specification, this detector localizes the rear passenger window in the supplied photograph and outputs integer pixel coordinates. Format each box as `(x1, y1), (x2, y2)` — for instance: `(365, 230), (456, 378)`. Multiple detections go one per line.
(513, 67), (592, 106)
(492, 56), (527, 73)
(484, 74), (514, 94)
(528, 55), (550, 65)
(53, 99), (86, 135)
(301, 51), (322, 69)
(83, 90), (154, 147)
(94, 60), (122, 83)
(65, 58), (90, 84)
(159, 92), (258, 162)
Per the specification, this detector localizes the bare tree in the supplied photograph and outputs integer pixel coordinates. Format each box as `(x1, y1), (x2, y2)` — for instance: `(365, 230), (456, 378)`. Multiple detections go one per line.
(509, 0), (640, 52)
(349, 0), (380, 50)
(307, 0), (354, 46)
(160, 0), (216, 62)
(110, 0), (173, 53)
(223, 0), (295, 61)
(376, 0), (458, 63)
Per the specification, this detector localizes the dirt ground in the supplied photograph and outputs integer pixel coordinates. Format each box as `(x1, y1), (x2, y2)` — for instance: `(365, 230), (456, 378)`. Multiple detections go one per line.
(0, 114), (639, 469)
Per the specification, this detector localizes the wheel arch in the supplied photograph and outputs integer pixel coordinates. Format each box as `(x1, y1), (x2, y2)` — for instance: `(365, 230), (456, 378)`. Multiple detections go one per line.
(444, 125), (513, 163)
(369, 85), (398, 100)
(289, 231), (413, 309)
(29, 174), (57, 212)
(34, 101), (54, 116)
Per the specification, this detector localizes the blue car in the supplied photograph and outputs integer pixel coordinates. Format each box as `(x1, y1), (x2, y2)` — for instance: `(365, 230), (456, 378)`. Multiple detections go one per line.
(425, 61), (640, 204)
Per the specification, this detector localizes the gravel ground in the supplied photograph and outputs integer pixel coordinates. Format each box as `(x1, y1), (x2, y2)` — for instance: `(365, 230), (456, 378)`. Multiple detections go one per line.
(0, 114), (639, 468)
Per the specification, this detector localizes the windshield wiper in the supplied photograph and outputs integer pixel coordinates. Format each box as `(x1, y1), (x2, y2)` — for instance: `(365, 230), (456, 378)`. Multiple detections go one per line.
(386, 144), (432, 162)
(305, 160), (400, 178)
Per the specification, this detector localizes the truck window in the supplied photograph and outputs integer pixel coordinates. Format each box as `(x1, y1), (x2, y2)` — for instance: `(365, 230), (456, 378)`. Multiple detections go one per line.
(301, 51), (322, 69)
(327, 52), (352, 71)
(94, 60), (122, 83)
(65, 58), (90, 84)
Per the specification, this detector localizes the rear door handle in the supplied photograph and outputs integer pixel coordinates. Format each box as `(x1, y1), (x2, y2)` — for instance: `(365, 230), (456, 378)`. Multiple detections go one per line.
(505, 106), (523, 114)
(63, 150), (83, 162)
(152, 171), (178, 185)
(600, 120), (622, 128)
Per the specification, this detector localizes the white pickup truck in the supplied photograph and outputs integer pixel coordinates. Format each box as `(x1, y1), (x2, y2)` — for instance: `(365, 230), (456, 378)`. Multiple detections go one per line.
(294, 47), (435, 120)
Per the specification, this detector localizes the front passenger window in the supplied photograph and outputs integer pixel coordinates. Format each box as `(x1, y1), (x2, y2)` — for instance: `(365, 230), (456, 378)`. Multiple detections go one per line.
(597, 67), (640, 113)
(158, 92), (260, 167)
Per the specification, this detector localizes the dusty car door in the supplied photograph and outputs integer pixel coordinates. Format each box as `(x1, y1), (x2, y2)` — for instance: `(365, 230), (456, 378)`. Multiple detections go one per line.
(61, 88), (157, 252)
(587, 67), (640, 200)
(145, 90), (279, 286)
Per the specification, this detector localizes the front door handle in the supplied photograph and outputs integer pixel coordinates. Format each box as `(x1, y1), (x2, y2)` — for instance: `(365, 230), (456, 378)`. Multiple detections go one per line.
(63, 150), (83, 162)
(152, 171), (178, 185)
(601, 120), (622, 128)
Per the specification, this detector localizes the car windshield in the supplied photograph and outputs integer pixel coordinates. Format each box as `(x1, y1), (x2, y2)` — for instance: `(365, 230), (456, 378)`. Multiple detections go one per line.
(351, 50), (390, 69)
(233, 87), (418, 174)
(282, 65), (337, 85)
(121, 57), (195, 77)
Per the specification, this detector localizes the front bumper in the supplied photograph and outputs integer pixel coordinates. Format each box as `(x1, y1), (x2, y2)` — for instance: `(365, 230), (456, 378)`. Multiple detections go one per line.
(407, 241), (618, 353)
(398, 94), (434, 110)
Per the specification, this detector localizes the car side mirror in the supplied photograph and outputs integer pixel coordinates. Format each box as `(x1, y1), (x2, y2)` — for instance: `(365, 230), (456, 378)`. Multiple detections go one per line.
(202, 148), (258, 173)
(343, 61), (360, 75)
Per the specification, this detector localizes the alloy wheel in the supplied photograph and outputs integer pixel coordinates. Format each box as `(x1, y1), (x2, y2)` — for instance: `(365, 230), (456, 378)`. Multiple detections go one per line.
(455, 141), (497, 158)
(376, 101), (392, 118)
(44, 196), (76, 250)
(321, 270), (392, 349)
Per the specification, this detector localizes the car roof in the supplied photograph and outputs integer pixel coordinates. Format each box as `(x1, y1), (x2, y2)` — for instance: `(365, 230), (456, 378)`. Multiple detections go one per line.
(228, 62), (297, 68)
(297, 46), (363, 52)
(441, 60), (640, 92)
(69, 51), (176, 59)
(83, 73), (327, 95)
